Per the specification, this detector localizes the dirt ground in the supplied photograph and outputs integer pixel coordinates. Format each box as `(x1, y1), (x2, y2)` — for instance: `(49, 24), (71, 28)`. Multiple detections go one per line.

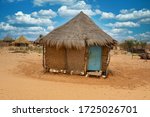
(0, 47), (150, 100)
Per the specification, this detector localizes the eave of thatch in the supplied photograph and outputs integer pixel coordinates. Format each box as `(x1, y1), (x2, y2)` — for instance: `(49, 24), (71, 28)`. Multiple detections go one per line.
(14, 35), (29, 44)
(42, 11), (117, 49)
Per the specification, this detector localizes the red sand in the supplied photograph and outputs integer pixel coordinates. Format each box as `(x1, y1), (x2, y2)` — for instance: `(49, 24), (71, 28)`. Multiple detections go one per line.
(0, 47), (150, 100)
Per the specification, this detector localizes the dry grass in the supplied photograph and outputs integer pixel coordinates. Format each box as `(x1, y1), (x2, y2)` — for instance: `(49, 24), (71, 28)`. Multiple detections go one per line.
(8, 46), (43, 53)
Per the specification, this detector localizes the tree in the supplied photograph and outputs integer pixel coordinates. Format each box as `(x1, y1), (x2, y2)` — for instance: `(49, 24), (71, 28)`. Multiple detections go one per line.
(133, 40), (140, 49)
(124, 40), (134, 51)
(140, 41), (147, 49)
(3, 35), (14, 42)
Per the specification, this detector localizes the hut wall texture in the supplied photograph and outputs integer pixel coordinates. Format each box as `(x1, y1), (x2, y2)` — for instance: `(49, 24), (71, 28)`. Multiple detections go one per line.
(102, 46), (110, 71)
(45, 46), (85, 72)
(45, 46), (66, 70)
(67, 48), (85, 72)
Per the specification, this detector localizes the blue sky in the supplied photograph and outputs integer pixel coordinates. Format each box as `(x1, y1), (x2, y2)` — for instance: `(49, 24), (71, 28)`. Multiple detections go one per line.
(0, 0), (150, 42)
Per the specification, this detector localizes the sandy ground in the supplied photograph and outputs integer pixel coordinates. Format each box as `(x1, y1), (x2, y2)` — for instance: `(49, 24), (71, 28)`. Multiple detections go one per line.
(0, 47), (150, 100)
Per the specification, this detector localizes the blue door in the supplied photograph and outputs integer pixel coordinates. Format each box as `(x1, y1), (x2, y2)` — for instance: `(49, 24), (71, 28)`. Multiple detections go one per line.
(88, 46), (102, 71)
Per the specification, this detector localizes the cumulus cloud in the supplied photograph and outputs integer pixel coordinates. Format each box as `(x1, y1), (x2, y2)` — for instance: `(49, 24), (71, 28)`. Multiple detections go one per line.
(139, 18), (150, 24)
(111, 28), (132, 34)
(135, 32), (150, 42)
(58, 1), (95, 17)
(8, 9), (56, 26)
(116, 9), (150, 20)
(0, 22), (48, 35)
(0, 24), (51, 40)
(138, 32), (150, 38)
(106, 21), (140, 28)
(33, 0), (77, 6)
(0, 22), (16, 31)
(16, 27), (49, 35)
(2, 9), (57, 40)
(19, 26), (46, 32)
(95, 8), (150, 21)
(31, 9), (57, 18)
(101, 12), (115, 19)
(47, 26), (54, 31)
(104, 28), (133, 41)
(95, 9), (115, 19)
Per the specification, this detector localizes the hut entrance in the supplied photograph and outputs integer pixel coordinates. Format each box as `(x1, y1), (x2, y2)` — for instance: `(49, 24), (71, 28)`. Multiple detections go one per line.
(87, 46), (102, 71)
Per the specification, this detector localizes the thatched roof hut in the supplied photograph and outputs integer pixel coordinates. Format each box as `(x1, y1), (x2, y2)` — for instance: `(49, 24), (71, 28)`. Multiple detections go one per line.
(14, 35), (30, 46)
(42, 11), (116, 76)
(2, 36), (14, 46)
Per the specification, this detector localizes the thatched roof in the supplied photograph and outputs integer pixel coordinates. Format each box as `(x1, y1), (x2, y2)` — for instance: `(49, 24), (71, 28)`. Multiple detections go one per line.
(42, 11), (116, 49)
(14, 35), (29, 44)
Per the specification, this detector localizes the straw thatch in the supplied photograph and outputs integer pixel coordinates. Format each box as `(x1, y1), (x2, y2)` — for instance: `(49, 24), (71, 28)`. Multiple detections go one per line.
(14, 35), (29, 45)
(42, 11), (116, 49)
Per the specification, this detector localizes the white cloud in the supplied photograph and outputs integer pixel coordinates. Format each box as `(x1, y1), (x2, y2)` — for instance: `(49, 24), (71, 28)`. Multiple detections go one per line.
(116, 9), (150, 20)
(0, 22), (16, 31)
(95, 9), (102, 14)
(106, 21), (140, 28)
(33, 0), (77, 6)
(58, 1), (95, 17)
(47, 26), (54, 31)
(31, 9), (57, 18)
(70, 0), (91, 9)
(135, 32), (150, 42)
(138, 32), (150, 38)
(14, 26), (47, 36)
(101, 12), (115, 19)
(119, 9), (135, 14)
(111, 28), (132, 34)
(139, 18), (150, 24)
(19, 26), (46, 32)
(2, 9), (57, 40)
(0, 24), (51, 40)
(95, 9), (115, 19)
(104, 28), (134, 41)
(8, 10), (56, 26)
(95, 8), (150, 21)
(126, 36), (135, 39)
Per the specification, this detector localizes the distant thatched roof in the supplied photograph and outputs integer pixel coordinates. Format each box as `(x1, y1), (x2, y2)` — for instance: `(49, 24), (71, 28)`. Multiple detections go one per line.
(42, 11), (116, 49)
(14, 35), (29, 44)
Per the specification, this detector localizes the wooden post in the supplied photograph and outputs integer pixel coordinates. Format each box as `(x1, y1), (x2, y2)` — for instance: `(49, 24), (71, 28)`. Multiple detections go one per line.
(84, 46), (88, 75)
(42, 45), (45, 68)
(43, 45), (47, 71)
(64, 48), (68, 72)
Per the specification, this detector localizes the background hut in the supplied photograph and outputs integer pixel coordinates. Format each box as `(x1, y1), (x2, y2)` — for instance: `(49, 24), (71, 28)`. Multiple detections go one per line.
(42, 12), (116, 76)
(14, 35), (30, 47)
(2, 35), (14, 46)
